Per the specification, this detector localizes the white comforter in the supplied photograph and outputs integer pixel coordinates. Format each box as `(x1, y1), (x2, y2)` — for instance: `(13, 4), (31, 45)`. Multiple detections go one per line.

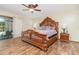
(36, 29), (57, 37)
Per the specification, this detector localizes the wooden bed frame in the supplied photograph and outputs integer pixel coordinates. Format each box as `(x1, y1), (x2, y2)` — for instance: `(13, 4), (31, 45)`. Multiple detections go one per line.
(21, 17), (59, 51)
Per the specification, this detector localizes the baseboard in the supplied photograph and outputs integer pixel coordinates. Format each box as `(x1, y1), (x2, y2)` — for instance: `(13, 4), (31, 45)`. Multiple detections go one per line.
(69, 39), (79, 43)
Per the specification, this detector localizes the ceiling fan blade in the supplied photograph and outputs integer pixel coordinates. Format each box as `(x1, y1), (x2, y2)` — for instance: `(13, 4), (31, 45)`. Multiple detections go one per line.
(34, 4), (38, 8)
(34, 9), (41, 11)
(23, 9), (29, 11)
(22, 4), (28, 8)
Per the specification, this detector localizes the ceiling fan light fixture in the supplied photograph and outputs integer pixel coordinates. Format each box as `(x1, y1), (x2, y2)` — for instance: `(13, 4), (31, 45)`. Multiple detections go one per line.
(29, 9), (34, 13)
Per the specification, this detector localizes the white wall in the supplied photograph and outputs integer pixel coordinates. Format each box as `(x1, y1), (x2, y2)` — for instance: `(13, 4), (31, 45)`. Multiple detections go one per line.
(13, 18), (22, 38)
(22, 18), (33, 31)
(53, 13), (79, 42)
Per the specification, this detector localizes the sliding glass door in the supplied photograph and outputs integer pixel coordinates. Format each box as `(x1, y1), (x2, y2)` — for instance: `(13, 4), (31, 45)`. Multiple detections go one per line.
(0, 16), (13, 40)
(0, 22), (5, 32)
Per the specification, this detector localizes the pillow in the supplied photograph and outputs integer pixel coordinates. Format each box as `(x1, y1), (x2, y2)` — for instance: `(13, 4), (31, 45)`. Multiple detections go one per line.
(38, 26), (56, 30)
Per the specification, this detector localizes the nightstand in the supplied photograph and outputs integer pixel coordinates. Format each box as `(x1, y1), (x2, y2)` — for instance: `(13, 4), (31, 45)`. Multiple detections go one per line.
(60, 33), (69, 42)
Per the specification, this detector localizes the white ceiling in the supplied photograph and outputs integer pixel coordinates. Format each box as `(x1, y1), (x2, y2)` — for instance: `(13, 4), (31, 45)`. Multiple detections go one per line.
(0, 4), (79, 19)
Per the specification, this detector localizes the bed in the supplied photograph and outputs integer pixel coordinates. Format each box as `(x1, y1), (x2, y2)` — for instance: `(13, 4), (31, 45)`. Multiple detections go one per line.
(21, 17), (59, 51)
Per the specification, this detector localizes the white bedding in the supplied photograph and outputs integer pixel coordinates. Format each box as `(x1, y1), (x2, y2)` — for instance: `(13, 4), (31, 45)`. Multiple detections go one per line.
(36, 29), (57, 37)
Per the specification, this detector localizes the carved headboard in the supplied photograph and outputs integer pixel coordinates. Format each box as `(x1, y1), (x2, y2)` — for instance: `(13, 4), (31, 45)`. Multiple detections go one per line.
(40, 17), (58, 32)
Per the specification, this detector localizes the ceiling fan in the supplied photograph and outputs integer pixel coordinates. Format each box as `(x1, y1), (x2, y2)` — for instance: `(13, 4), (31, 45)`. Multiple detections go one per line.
(22, 4), (41, 13)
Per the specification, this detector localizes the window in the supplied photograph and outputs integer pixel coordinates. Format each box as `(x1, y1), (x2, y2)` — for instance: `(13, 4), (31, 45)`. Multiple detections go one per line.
(0, 17), (5, 32)
(0, 22), (5, 32)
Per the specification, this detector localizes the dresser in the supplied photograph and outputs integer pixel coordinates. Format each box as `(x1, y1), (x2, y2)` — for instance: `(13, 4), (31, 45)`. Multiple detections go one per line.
(60, 33), (69, 42)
